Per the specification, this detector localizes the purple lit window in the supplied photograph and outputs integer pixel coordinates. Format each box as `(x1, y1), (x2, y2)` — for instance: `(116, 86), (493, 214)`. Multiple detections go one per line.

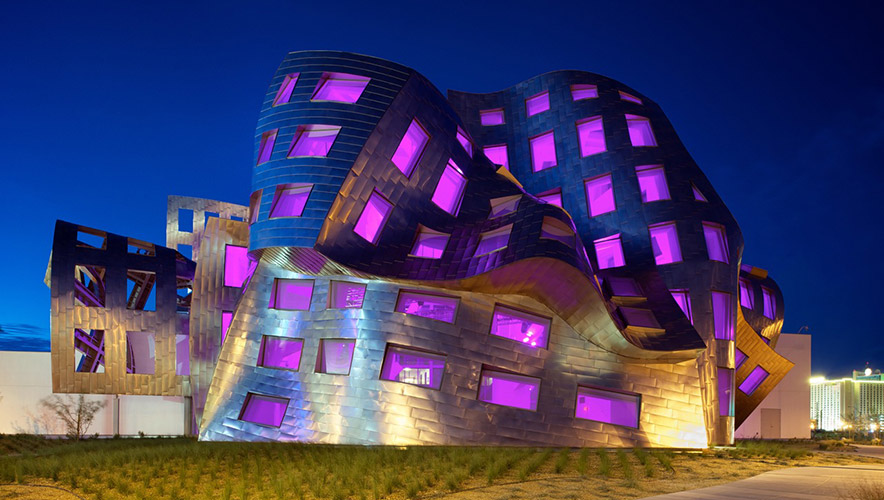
(176, 334), (189, 376)
(762, 287), (776, 319)
(619, 91), (642, 104)
(432, 161), (467, 215)
(475, 224), (512, 256)
(540, 217), (574, 246)
(239, 393), (288, 427)
(526, 91), (550, 117)
(585, 174), (615, 216)
(620, 307), (660, 328)
(269, 184), (312, 218)
(489, 195), (520, 218)
(380, 345), (446, 389)
(576, 116), (606, 157)
(625, 115), (657, 147)
(483, 144), (508, 168)
(272, 73), (299, 106)
(288, 125), (341, 157)
(529, 131), (557, 172)
(257, 130), (277, 165)
(718, 368), (734, 416)
(221, 311), (232, 344)
(635, 165), (670, 202)
(537, 188), (562, 208)
(608, 277), (642, 297)
(249, 190), (262, 225)
(258, 336), (304, 371)
(395, 290), (459, 323)
(456, 127), (473, 157)
(703, 222), (729, 263)
(648, 222), (682, 265)
(391, 119), (429, 177)
(74, 264), (106, 307)
(692, 184), (708, 202)
(712, 291), (734, 341)
(480, 108), (505, 126)
(670, 289), (693, 324)
(735, 348), (748, 369)
(571, 84), (598, 101)
(594, 234), (625, 269)
(224, 245), (250, 287)
(479, 369), (540, 410)
(269, 279), (314, 311)
(490, 304), (551, 348)
(739, 366), (769, 395)
(739, 278), (754, 309)
(311, 72), (370, 103)
(353, 191), (393, 244)
(316, 339), (356, 375)
(410, 226), (449, 259)
(329, 281), (366, 309)
(126, 331), (155, 375)
(576, 386), (640, 428)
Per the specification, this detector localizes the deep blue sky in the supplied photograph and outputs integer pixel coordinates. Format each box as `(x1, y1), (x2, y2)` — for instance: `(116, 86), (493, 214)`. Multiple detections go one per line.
(1, 1), (881, 377)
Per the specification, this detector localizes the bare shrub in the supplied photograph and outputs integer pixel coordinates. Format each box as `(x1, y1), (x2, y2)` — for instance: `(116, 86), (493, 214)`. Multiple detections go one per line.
(40, 394), (107, 440)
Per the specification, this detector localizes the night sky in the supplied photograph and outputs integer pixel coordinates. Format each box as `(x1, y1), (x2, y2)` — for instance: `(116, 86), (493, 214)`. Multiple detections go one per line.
(2, 1), (881, 377)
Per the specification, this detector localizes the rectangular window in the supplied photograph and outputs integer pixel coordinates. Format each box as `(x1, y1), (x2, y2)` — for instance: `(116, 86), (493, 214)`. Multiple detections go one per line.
(391, 119), (429, 177)
(490, 304), (551, 348)
(221, 311), (233, 344)
(258, 336), (304, 371)
(648, 222), (682, 265)
(712, 291), (734, 340)
(249, 190), (262, 225)
(177, 209), (194, 232)
(74, 329), (105, 373)
(739, 278), (754, 309)
(311, 72), (370, 103)
(540, 217), (575, 246)
(576, 386), (640, 428)
(635, 165), (670, 202)
(571, 84), (598, 101)
(456, 127), (473, 157)
(718, 368), (735, 416)
(354, 191), (393, 244)
(619, 307), (660, 328)
(625, 115), (656, 147)
(395, 290), (459, 323)
(380, 345), (446, 389)
(576, 116), (606, 156)
(127, 238), (155, 256)
(269, 279), (314, 310)
(762, 287), (776, 319)
(272, 73), (299, 106)
(178, 244), (193, 260)
(204, 211), (219, 229)
(475, 224), (512, 256)
(489, 195), (520, 218)
(239, 393), (288, 427)
(126, 270), (156, 311)
(74, 265), (106, 307)
(431, 160), (467, 215)
(483, 144), (508, 168)
(529, 131), (557, 172)
(735, 348), (748, 369)
(269, 183), (312, 218)
(585, 174), (615, 216)
(739, 366), (769, 395)
(594, 234), (625, 269)
(126, 331), (156, 375)
(77, 228), (106, 249)
(703, 222), (729, 263)
(224, 245), (250, 287)
(288, 125), (341, 157)
(607, 277), (642, 297)
(480, 108), (505, 126)
(176, 334), (189, 376)
(316, 339), (356, 375)
(618, 91), (642, 104)
(526, 91), (550, 117)
(409, 226), (449, 259)
(478, 369), (540, 411)
(537, 188), (562, 208)
(257, 129), (277, 165)
(329, 281), (367, 309)
(670, 289), (693, 324)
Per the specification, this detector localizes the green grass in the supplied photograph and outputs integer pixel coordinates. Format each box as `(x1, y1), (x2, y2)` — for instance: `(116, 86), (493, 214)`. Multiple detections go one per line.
(597, 449), (612, 477)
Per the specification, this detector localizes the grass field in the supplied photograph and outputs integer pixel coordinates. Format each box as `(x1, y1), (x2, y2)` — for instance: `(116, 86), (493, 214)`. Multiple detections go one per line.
(0, 435), (879, 500)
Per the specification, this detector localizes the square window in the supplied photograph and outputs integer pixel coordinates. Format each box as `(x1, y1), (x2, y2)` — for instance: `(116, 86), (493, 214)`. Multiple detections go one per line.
(490, 304), (551, 348)
(288, 125), (341, 157)
(316, 339), (356, 375)
(483, 144), (509, 168)
(576, 116), (606, 156)
(74, 329), (105, 373)
(269, 183), (312, 218)
(77, 228), (106, 249)
(594, 234), (625, 269)
(272, 73), (299, 106)
(529, 131), (557, 172)
(176, 334), (189, 376)
(380, 345), (446, 389)
(126, 331), (156, 375)
(692, 183), (708, 202)
(703, 222), (729, 263)
(329, 281), (367, 309)
(739, 278), (754, 309)
(540, 216), (575, 246)
(258, 336), (304, 371)
(478, 368), (540, 411)
(475, 224), (512, 256)
(762, 287), (776, 319)
(526, 91), (550, 117)
(576, 386), (640, 428)
(480, 108), (505, 126)
(735, 348), (748, 369)
(177, 209), (194, 233)
(395, 290), (459, 323)
(221, 311), (233, 344)
(739, 366), (769, 395)
(126, 270), (157, 311)
(537, 188), (563, 208)
(670, 289), (693, 324)
(718, 368), (734, 416)
(585, 174), (615, 216)
(648, 222), (682, 265)
(74, 265), (106, 307)
(571, 84), (598, 101)
(456, 127), (472, 157)
(257, 129), (278, 165)
(311, 72), (370, 103)
(392, 119), (429, 177)
(431, 160), (467, 215)
(489, 195), (520, 218)
(239, 393), (288, 427)
(269, 279), (314, 310)
(224, 245), (250, 288)
(712, 291), (734, 340)
(409, 226), (450, 259)
(618, 91), (642, 104)
(249, 190), (262, 225)
(625, 115), (656, 147)
(635, 165), (670, 202)
(354, 191), (394, 244)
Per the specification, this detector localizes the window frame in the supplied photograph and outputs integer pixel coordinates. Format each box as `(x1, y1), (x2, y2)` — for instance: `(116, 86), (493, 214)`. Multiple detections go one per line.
(574, 384), (642, 429)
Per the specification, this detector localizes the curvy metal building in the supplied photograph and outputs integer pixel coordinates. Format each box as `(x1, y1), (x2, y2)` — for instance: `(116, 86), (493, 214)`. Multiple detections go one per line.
(47, 50), (791, 447)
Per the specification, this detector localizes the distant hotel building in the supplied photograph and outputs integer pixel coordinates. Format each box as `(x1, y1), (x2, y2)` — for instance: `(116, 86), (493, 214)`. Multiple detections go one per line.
(811, 368), (884, 431)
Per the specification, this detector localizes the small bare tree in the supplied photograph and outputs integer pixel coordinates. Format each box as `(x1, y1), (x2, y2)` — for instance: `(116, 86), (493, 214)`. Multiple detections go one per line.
(40, 394), (107, 440)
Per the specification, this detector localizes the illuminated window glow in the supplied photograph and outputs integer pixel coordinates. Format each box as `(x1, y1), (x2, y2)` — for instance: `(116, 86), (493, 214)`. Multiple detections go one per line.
(576, 386), (640, 428)
(718, 368), (734, 416)
(762, 287), (776, 319)
(269, 279), (314, 311)
(735, 348), (748, 369)
(328, 281), (366, 309)
(316, 339), (356, 375)
(221, 311), (232, 344)
(619, 91), (642, 104)
(703, 222), (729, 263)
(256, 129), (277, 165)
(577, 116), (606, 156)
(258, 336), (304, 371)
(489, 195), (520, 218)
(311, 72), (370, 103)
(594, 234), (625, 269)
(395, 290), (459, 323)
(224, 245), (250, 287)
(392, 119), (429, 177)
(712, 291), (734, 340)
(478, 369), (540, 410)
(490, 304), (551, 348)
(475, 224), (512, 256)
(571, 84), (598, 100)
(648, 222), (682, 265)
(431, 160), (467, 215)
(526, 91), (550, 116)
(288, 125), (341, 157)
(540, 217), (574, 246)
(635, 165), (670, 202)
(272, 73), (299, 106)
(410, 226), (449, 259)
(354, 191), (393, 244)
(670, 289), (693, 324)
(537, 188), (562, 208)
(585, 174), (615, 216)
(483, 144), (508, 168)
(692, 183), (708, 202)
(269, 183), (312, 218)
(456, 127), (473, 157)
(530, 131), (557, 171)
(625, 114), (657, 147)
(240, 393), (288, 427)
(380, 345), (446, 389)
(739, 366), (769, 395)
(739, 278), (754, 309)
(480, 108), (505, 126)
